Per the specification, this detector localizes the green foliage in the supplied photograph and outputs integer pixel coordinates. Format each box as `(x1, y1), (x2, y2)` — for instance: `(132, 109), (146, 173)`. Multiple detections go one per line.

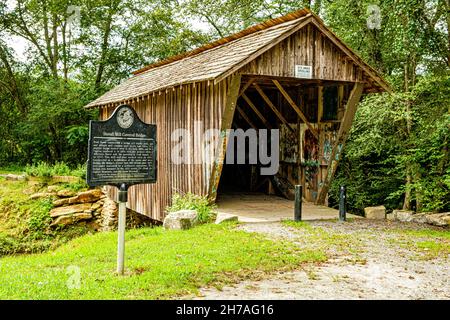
(26, 199), (53, 236)
(0, 224), (323, 299)
(330, 75), (450, 214)
(167, 193), (217, 223)
(25, 161), (70, 177)
(66, 125), (89, 146)
(24, 161), (86, 179)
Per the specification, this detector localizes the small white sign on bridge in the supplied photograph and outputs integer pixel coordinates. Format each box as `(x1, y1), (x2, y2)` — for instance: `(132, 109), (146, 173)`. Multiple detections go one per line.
(294, 65), (313, 79)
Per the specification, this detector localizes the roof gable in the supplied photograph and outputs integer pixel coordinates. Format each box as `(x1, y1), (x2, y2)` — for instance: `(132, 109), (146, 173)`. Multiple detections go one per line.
(85, 9), (390, 109)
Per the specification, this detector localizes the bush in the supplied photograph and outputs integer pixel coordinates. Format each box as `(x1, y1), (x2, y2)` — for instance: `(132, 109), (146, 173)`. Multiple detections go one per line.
(24, 161), (85, 178)
(167, 193), (217, 223)
(71, 163), (87, 179)
(25, 162), (53, 177)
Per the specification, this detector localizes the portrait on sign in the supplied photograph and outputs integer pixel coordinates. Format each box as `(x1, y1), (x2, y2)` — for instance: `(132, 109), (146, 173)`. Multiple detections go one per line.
(117, 107), (134, 129)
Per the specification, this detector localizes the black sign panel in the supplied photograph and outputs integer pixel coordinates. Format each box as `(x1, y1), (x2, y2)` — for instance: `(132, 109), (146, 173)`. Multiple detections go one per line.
(87, 104), (157, 187)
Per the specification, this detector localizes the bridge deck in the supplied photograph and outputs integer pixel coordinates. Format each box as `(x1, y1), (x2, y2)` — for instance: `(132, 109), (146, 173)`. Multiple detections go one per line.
(216, 193), (361, 223)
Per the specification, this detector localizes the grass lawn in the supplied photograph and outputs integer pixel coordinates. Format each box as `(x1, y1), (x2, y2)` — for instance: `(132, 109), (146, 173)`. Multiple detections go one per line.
(0, 223), (326, 299)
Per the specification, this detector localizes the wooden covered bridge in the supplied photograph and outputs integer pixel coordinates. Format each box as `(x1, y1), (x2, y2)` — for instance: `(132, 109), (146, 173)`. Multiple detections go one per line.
(85, 8), (390, 221)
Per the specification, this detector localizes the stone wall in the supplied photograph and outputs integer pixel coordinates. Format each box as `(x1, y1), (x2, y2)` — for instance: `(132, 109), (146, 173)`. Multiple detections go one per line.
(33, 187), (160, 231)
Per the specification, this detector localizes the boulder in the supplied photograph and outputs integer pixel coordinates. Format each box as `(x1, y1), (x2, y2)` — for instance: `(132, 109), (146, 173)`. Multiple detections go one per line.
(75, 189), (103, 203)
(409, 212), (429, 224)
(74, 212), (93, 220)
(47, 186), (59, 193)
(52, 189), (102, 207)
(1, 174), (26, 181)
(50, 211), (92, 227)
(215, 213), (238, 224)
(425, 213), (450, 227)
(393, 210), (414, 222)
(364, 206), (386, 219)
(386, 213), (395, 221)
(53, 198), (71, 207)
(49, 203), (93, 218)
(99, 198), (118, 231)
(163, 210), (198, 230)
(56, 189), (77, 198)
(29, 192), (55, 200)
(91, 202), (102, 212)
(51, 215), (74, 227)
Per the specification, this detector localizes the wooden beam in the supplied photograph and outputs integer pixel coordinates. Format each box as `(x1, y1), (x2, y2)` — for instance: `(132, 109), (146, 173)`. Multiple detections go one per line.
(315, 82), (364, 205)
(317, 86), (323, 123)
(337, 85), (344, 120)
(236, 105), (257, 130)
(272, 79), (318, 139)
(317, 85), (324, 189)
(253, 83), (294, 132)
(208, 75), (242, 200)
(214, 15), (313, 84)
(238, 78), (255, 98)
(242, 93), (272, 129)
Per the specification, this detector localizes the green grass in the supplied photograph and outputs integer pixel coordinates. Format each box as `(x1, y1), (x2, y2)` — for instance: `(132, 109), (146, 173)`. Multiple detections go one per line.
(0, 165), (25, 175)
(0, 223), (326, 299)
(414, 241), (450, 259)
(389, 228), (450, 260)
(395, 228), (450, 240)
(282, 220), (314, 230)
(24, 162), (86, 179)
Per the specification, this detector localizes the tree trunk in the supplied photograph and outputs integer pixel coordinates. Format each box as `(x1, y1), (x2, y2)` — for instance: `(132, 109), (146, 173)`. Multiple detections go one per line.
(402, 63), (413, 211)
(446, 0), (450, 67)
(95, 11), (114, 91)
(0, 46), (27, 114)
(403, 170), (412, 210)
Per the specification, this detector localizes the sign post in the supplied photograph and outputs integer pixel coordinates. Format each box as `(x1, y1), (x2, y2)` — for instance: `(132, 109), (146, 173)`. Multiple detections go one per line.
(86, 104), (157, 275)
(117, 183), (128, 274)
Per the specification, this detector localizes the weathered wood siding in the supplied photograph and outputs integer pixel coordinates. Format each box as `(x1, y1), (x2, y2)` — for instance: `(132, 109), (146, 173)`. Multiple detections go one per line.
(100, 79), (231, 220)
(240, 24), (364, 82)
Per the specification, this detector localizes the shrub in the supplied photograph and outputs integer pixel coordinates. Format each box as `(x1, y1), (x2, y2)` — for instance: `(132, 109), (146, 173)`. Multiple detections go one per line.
(167, 193), (217, 223)
(25, 162), (52, 177)
(24, 161), (85, 179)
(71, 163), (87, 179)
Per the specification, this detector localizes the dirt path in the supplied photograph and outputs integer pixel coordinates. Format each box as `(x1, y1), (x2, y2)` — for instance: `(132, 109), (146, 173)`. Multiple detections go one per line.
(194, 220), (449, 300)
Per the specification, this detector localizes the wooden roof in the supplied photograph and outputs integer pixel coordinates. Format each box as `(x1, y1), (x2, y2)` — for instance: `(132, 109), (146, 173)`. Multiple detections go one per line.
(85, 8), (390, 109)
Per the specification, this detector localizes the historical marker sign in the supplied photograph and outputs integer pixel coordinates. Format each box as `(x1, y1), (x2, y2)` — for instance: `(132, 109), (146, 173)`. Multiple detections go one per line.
(87, 104), (157, 188)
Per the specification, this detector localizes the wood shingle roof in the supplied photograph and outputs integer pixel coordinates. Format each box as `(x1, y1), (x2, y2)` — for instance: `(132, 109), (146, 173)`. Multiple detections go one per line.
(85, 8), (389, 109)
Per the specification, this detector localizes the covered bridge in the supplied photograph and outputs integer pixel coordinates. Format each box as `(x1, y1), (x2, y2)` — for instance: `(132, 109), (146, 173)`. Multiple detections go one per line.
(85, 8), (390, 221)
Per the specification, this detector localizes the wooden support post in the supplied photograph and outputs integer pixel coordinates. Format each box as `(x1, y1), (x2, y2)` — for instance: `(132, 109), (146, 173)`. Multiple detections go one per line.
(272, 79), (318, 139)
(316, 83), (364, 205)
(318, 86), (324, 123)
(253, 83), (294, 132)
(238, 78), (255, 98)
(337, 85), (344, 120)
(208, 75), (242, 200)
(242, 93), (272, 129)
(317, 86), (324, 191)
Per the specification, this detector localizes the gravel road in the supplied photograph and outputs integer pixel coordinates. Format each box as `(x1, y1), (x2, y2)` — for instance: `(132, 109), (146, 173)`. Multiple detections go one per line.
(194, 220), (449, 300)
